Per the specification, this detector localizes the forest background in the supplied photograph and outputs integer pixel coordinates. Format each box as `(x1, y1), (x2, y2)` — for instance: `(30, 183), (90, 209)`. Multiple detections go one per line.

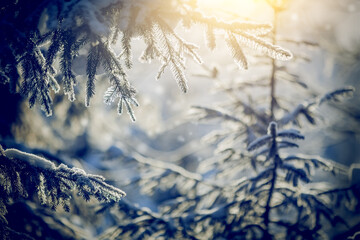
(0, 0), (360, 239)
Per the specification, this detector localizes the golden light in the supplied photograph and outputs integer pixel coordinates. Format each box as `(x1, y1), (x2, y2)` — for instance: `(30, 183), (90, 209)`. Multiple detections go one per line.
(197, 0), (257, 19)
(265, 0), (289, 10)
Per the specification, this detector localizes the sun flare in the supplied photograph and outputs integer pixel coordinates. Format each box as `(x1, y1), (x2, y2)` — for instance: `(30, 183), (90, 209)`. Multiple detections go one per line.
(197, 0), (258, 19)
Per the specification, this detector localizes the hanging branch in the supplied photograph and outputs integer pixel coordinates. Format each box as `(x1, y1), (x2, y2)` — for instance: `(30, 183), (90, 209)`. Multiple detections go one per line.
(0, 0), (294, 120)
(0, 146), (125, 210)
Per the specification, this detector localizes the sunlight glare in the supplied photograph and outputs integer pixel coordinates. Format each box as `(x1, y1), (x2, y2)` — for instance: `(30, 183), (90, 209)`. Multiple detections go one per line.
(197, 0), (257, 19)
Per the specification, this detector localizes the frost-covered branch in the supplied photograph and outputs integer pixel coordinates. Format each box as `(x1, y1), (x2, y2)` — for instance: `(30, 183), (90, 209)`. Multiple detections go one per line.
(0, 0), (293, 120)
(279, 86), (355, 126)
(0, 146), (125, 212)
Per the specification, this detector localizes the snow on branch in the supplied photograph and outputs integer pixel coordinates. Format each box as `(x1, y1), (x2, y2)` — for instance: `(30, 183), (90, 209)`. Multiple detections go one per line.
(226, 32), (248, 70)
(247, 135), (272, 152)
(277, 129), (304, 140)
(4, 148), (56, 170)
(279, 86), (355, 126)
(247, 122), (304, 155)
(0, 0), (294, 120)
(192, 105), (244, 123)
(318, 86), (355, 105)
(1, 147), (125, 212)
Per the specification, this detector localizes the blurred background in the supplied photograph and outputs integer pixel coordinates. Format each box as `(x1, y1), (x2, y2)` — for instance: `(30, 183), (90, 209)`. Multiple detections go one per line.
(0, 0), (359, 238)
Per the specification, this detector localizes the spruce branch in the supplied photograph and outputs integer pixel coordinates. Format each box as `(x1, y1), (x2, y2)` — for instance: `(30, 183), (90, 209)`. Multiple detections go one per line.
(59, 29), (79, 102)
(205, 25), (216, 51)
(191, 106), (245, 124)
(85, 44), (100, 107)
(97, 40), (139, 121)
(226, 32), (248, 70)
(183, 10), (273, 35)
(0, 147), (125, 212)
(0, 0), (295, 120)
(318, 86), (355, 105)
(279, 86), (355, 126)
(19, 41), (55, 116)
(236, 30), (292, 61)
(152, 19), (189, 92)
(247, 135), (272, 152)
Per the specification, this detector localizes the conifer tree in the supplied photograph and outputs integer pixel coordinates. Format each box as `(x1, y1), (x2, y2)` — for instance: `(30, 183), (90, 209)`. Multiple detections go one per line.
(86, 1), (358, 239)
(0, 0), (359, 239)
(0, 0), (296, 239)
(0, 0), (290, 120)
(189, 0), (358, 238)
